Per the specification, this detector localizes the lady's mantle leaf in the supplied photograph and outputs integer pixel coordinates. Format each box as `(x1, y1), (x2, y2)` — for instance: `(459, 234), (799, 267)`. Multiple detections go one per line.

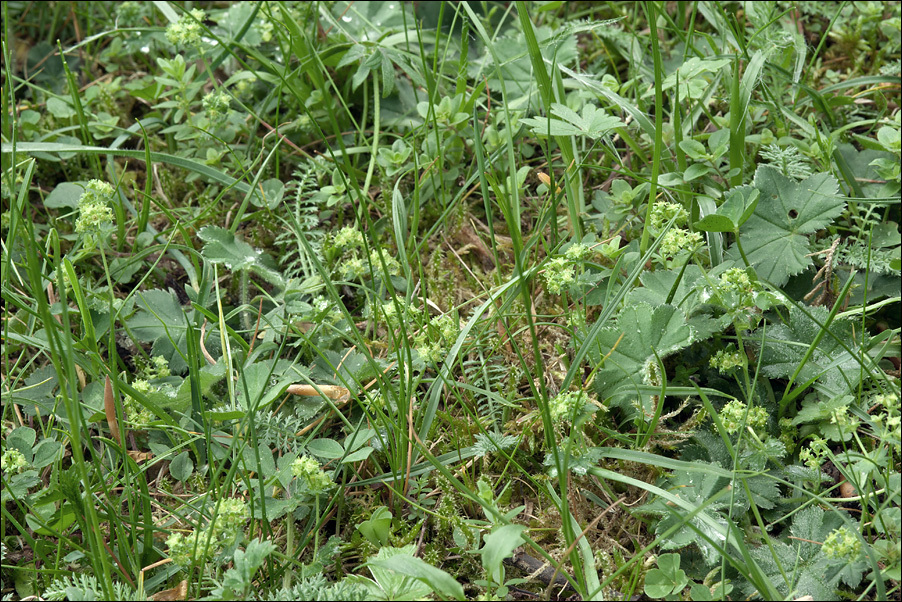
(755, 305), (871, 398)
(521, 103), (623, 139)
(127, 289), (219, 373)
(733, 166), (844, 286)
(198, 226), (285, 287)
(589, 303), (694, 411)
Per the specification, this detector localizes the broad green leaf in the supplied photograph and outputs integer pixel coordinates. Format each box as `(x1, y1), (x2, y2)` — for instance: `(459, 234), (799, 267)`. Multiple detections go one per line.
(368, 553), (465, 601)
(306, 438), (344, 459)
(695, 186), (759, 232)
(198, 226), (285, 287)
(354, 545), (434, 601)
(745, 506), (864, 600)
(236, 361), (294, 410)
(43, 182), (86, 209)
(756, 306), (871, 399)
(32, 439), (62, 469)
(679, 139), (708, 161)
(693, 213), (735, 232)
(170, 450), (194, 481)
(521, 102), (622, 139)
(479, 524), (526, 585)
(342, 447), (374, 463)
(644, 553), (689, 598)
(635, 464), (736, 564)
(251, 178), (284, 209)
(127, 289), (221, 374)
(733, 166), (844, 286)
(683, 163), (711, 181)
(144, 364), (226, 412)
(589, 303), (695, 413)
(357, 506), (393, 547)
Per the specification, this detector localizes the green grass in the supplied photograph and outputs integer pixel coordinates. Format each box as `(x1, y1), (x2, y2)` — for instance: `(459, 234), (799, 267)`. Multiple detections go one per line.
(2, 2), (900, 600)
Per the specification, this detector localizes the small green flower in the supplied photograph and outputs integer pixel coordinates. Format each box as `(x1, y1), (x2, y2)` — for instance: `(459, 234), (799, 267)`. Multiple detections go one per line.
(148, 356), (171, 379)
(333, 226), (364, 250)
(718, 268), (754, 300)
(649, 201), (688, 233)
(822, 526), (862, 561)
(212, 498), (249, 539)
(659, 228), (703, 256)
(75, 180), (115, 242)
(202, 90), (231, 125)
(416, 341), (443, 365)
(720, 400), (767, 434)
(369, 249), (401, 277)
(564, 243), (591, 261)
(123, 379), (155, 428)
(542, 257), (575, 295)
(710, 347), (744, 373)
(1, 448), (29, 475)
(166, 8), (206, 48)
(830, 407), (860, 431)
(340, 257), (366, 280)
(549, 390), (586, 423)
(165, 531), (198, 567)
(292, 456), (334, 494)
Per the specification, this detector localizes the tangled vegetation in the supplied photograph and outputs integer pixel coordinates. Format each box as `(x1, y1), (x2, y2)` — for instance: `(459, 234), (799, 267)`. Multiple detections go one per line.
(2, 2), (900, 600)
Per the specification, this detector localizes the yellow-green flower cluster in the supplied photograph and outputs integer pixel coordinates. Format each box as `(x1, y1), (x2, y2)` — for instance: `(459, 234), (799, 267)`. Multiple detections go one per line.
(564, 243), (591, 261)
(822, 526), (862, 561)
(415, 313), (459, 366)
(202, 90), (231, 125)
(830, 406), (860, 432)
(369, 249), (401, 277)
(291, 455), (334, 494)
(333, 226), (364, 251)
(542, 257), (576, 295)
(710, 347), (744, 373)
(165, 9), (206, 48)
(660, 228), (704, 256)
(649, 201), (688, 232)
(798, 436), (828, 471)
(549, 390), (586, 423)
(146, 356), (171, 379)
(75, 180), (115, 240)
(1, 448), (29, 475)
(166, 498), (249, 567)
(123, 380), (156, 428)
(340, 257), (366, 280)
(720, 399), (767, 434)
(717, 268), (756, 306)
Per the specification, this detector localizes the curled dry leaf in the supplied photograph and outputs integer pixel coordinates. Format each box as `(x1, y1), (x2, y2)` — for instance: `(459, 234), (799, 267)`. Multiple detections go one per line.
(839, 479), (857, 499)
(104, 375), (121, 444)
(287, 383), (350, 404)
(151, 580), (188, 601)
(127, 450), (154, 463)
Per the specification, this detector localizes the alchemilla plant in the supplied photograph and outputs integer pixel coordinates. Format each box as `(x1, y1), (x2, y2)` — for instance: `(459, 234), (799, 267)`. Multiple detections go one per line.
(2, 2), (899, 601)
